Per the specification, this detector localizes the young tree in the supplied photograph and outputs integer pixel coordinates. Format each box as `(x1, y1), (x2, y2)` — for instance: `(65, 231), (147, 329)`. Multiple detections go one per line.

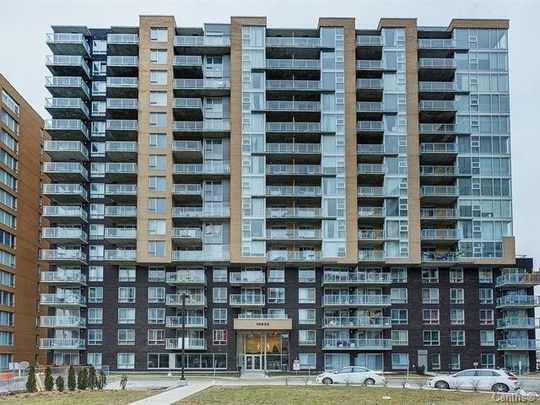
(77, 367), (87, 390)
(120, 374), (128, 390)
(55, 375), (65, 392)
(25, 365), (37, 393)
(67, 365), (76, 391)
(97, 369), (107, 390)
(87, 365), (97, 390)
(44, 366), (54, 391)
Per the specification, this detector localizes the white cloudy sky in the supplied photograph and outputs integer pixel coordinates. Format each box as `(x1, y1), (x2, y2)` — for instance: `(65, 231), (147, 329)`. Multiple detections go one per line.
(0, 0), (538, 265)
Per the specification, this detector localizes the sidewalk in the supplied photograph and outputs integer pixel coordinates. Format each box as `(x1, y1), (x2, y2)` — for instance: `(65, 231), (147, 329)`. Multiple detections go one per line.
(129, 381), (212, 405)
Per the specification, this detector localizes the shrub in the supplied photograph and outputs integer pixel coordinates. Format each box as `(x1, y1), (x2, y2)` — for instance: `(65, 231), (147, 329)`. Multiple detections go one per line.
(44, 366), (54, 391)
(97, 369), (107, 390)
(67, 365), (76, 391)
(87, 365), (97, 390)
(25, 365), (37, 393)
(415, 365), (426, 375)
(77, 367), (87, 390)
(56, 375), (65, 392)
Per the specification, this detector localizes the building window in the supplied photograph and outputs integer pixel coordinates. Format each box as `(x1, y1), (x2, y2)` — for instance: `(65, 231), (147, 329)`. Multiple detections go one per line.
(148, 308), (165, 324)
(148, 287), (165, 303)
(92, 39), (106, 54)
(118, 308), (136, 324)
(118, 287), (136, 303)
(88, 266), (103, 282)
(480, 309), (494, 325)
(88, 329), (102, 345)
(0, 331), (13, 346)
(481, 353), (495, 368)
(213, 267), (227, 282)
(212, 287), (227, 303)
(390, 288), (408, 304)
(87, 353), (102, 367)
(423, 330), (440, 346)
(150, 27), (168, 42)
(149, 133), (167, 148)
(149, 176), (166, 192)
(479, 268), (493, 283)
(324, 353), (349, 371)
(298, 288), (315, 304)
(422, 309), (440, 325)
(268, 267), (284, 283)
(92, 61), (106, 75)
(431, 353), (441, 370)
(391, 330), (408, 346)
(298, 268), (315, 283)
(299, 330), (316, 346)
(449, 268), (464, 283)
(422, 268), (438, 283)
(148, 219), (166, 235)
(391, 353), (409, 370)
(1, 91), (19, 116)
(268, 288), (285, 304)
(450, 330), (465, 346)
(390, 267), (407, 283)
(391, 309), (408, 325)
(149, 155), (167, 171)
(480, 330), (495, 346)
(150, 71), (167, 85)
(148, 241), (166, 257)
(88, 287), (103, 303)
(422, 288), (439, 304)
(148, 329), (165, 345)
(149, 112), (167, 128)
(148, 197), (166, 213)
(118, 329), (135, 345)
(449, 288), (464, 304)
(117, 353), (135, 369)
(150, 91), (167, 107)
(213, 308), (227, 324)
(450, 309), (465, 325)
(92, 81), (106, 96)
(148, 267), (165, 282)
(479, 288), (493, 304)
(119, 266), (136, 282)
(213, 330), (227, 345)
(88, 308), (103, 324)
(150, 49), (168, 64)
(298, 353), (316, 370)
(450, 354), (460, 371)
(299, 309), (316, 325)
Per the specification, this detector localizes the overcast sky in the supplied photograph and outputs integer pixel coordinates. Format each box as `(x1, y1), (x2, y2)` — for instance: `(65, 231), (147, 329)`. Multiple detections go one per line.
(0, 0), (538, 265)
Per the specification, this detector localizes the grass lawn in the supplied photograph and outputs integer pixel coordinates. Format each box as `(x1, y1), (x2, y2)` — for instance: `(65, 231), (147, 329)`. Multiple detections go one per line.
(0, 389), (157, 405)
(176, 386), (519, 405)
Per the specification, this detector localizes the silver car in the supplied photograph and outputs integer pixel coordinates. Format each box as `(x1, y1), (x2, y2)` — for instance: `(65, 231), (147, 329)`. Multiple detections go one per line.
(427, 368), (519, 392)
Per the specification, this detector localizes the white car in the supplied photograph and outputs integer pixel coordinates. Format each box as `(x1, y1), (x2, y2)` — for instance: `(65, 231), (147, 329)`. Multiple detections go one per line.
(316, 366), (385, 385)
(427, 368), (519, 392)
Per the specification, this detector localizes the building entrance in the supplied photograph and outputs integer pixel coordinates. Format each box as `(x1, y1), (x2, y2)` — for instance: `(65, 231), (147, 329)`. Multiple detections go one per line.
(236, 331), (289, 372)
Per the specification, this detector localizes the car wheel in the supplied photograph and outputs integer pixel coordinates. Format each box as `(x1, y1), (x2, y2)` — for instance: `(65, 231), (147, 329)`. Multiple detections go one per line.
(364, 378), (375, 386)
(322, 377), (333, 385)
(435, 381), (450, 389)
(492, 383), (509, 392)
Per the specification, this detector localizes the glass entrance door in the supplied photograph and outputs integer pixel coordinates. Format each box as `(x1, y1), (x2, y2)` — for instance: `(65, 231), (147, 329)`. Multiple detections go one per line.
(245, 354), (263, 371)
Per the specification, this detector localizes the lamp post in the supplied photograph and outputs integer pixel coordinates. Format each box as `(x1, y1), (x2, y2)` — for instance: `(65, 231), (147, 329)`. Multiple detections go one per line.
(180, 293), (189, 380)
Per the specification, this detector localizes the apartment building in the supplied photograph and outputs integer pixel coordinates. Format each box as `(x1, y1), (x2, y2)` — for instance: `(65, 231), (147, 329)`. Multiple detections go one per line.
(41, 16), (539, 373)
(0, 74), (46, 369)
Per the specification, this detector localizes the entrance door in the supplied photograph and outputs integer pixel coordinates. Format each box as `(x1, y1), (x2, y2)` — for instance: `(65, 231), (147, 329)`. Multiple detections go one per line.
(245, 354), (262, 371)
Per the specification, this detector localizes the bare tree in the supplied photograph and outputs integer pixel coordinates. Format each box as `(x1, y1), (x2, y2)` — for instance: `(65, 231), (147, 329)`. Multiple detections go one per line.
(470, 379), (480, 392)
(401, 378), (408, 388)
(416, 378), (426, 389)
(344, 375), (351, 386)
(451, 380), (462, 391)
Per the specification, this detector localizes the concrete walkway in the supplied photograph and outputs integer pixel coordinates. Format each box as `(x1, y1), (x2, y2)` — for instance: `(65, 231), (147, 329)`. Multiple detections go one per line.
(129, 381), (212, 405)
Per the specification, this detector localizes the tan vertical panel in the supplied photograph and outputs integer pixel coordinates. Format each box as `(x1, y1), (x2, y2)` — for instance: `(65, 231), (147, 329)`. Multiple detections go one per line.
(137, 16), (176, 263)
(229, 17), (267, 264)
(448, 19), (509, 30)
(378, 19), (421, 265)
(318, 18), (358, 265)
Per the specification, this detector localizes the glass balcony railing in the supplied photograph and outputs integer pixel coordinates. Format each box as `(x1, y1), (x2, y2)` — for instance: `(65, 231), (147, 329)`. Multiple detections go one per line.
(421, 251), (459, 262)
(496, 295), (540, 307)
(44, 119), (89, 137)
(39, 338), (86, 350)
(175, 35), (230, 47)
(267, 164), (321, 175)
(266, 186), (321, 197)
(323, 294), (390, 306)
(496, 273), (540, 287)
(46, 55), (90, 77)
(357, 102), (384, 112)
(421, 228), (460, 239)
(237, 313), (289, 319)
(266, 100), (320, 111)
(420, 186), (459, 197)
(104, 228), (137, 239)
(266, 80), (321, 90)
(357, 79), (383, 89)
(40, 271), (86, 284)
(106, 77), (138, 88)
(497, 339), (540, 350)
(165, 316), (207, 328)
(172, 140), (203, 152)
(173, 120), (230, 132)
(172, 184), (202, 195)
(106, 98), (138, 109)
(266, 229), (322, 240)
(323, 338), (391, 350)
(357, 207), (384, 218)
(497, 318), (538, 329)
(358, 250), (385, 261)
(358, 229), (385, 240)
(165, 338), (207, 350)
(323, 272), (391, 284)
(172, 55), (203, 66)
(229, 294), (266, 306)
(171, 227), (202, 239)
(105, 162), (137, 174)
(40, 293), (86, 305)
(104, 250), (137, 261)
(42, 206), (88, 221)
(166, 271), (206, 284)
(420, 100), (456, 111)
(357, 144), (396, 154)
(105, 141), (138, 153)
(173, 78), (230, 90)
(357, 187), (384, 197)
(45, 76), (90, 97)
(106, 120), (138, 131)
(40, 249), (86, 262)
(356, 60), (383, 70)
(42, 184), (87, 199)
(418, 38), (456, 49)
(44, 140), (89, 158)
(267, 251), (322, 261)
(356, 35), (382, 46)
(39, 316), (86, 328)
(166, 294), (207, 306)
(172, 206), (230, 218)
(266, 59), (320, 69)
(42, 227), (88, 241)
(266, 122), (321, 133)
(43, 162), (88, 179)
(265, 143), (320, 154)
(419, 123), (461, 134)
(266, 207), (322, 218)
(357, 121), (384, 132)
(323, 316), (391, 328)
(107, 33), (139, 44)
(172, 250), (230, 261)
(46, 33), (90, 54)
(358, 163), (384, 175)
(229, 272), (265, 284)
(418, 81), (457, 92)
(419, 58), (456, 68)
(266, 37), (320, 47)
(420, 208), (458, 219)
(172, 163), (230, 175)
(106, 56), (138, 67)
(45, 97), (89, 116)
(419, 165), (456, 176)
(173, 98), (203, 109)
(105, 206), (137, 217)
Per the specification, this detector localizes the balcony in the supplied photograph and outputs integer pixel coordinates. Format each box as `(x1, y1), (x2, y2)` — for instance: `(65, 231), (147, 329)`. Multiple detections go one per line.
(172, 163), (230, 176)
(103, 249), (137, 263)
(165, 316), (207, 329)
(173, 98), (203, 117)
(421, 251), (459, 263)
(172, 206), (229, 218)
(174, 35), (230, 49)
(229, 294), (265, 307)
(45, 97), (89, 120)
(266, 207), (321, 219)
(44, 119), (89, 140)
(419, 58), (456, 69)
(322, 272), (391, 286)
(266, 186), (321, 198)
(106, 77), (138, 97)
(497, 339), (540, 351)
(496, 272), (540, 288)
(496, 295), (540, 308)
(43, 162), (88, 182)
(420, 186), (459, 203)
(266, 122), (321, 134)
(105, 141), (137, 159)
(420, 100), (456, 112)
(39, 338), (86, 350)
(418, 38), (456, 50)
(266, 37), (320, 48)
(419, 123), (467, 135)
(173, 120), (230, 135)
(418, 81), (461, 94)
(106, 56), (138, 75)
(356, 35), (382, 46)
(173, 55), (203, 68)
(171, 250), (230, 262)
(323, 338), (392, 350)
(356, 60), (383, 71)
(356, 102), (396, 116)
(420, 208), (458, 222)
(358, 250), (385, 262)
(237, 313), (289, 320)
(265, 143), (320, 155)
(358, 163), (385, 176)
(356, 79), (383, 96)
(419, 165), (456, 180)
(165, 338), (207, 350)
(171, 227), (202, 241)
(358, 229), (385, 242)
(40, 271), (86, 285)
(42, 206), (87, 223)
(357, 187), (386, 198)
(45, 76), (90, 99)
(105, 162), (137, 181)
(266, 80), (321, 92)
(229, 272), (265, 286)
(421, 228), (460, 242)
(40, 249), (86, 263)
(266, 100), (320, 112)
(106, 98), (138, 118)
(322, 294), (391, 307)
(172, 140), (203, 158)
(46, 55), (90, 78)
(418, 58), (456, 81)
(266, 59), (320, 70)
(105, 205), (137, 219)
(106, 120), (138, 140)
(266, 229), (322, 242)
(173, 79), (230, 96)
(42, 184), (87, 202)
(267, 164), (322, 176)
(497, 318), (538, 330)
(323, 316), (391, 329)
(40, 293), (86, 307)
(42, 227), (88, 243)
(105, 184), (137, 199)
(172, 184), (202, 199)
(104, 228), (137, 243)
(46, 33), (90, 56)
(166, 271), (206, 285)
(267, 250), (321, 262)
(44, 141), (88, 161)
(166, 294), (207, 307)
(358, 207), (385, 219)
(107, 33), (139, 55)
(357, 121), (384, 133)
(39, 316), (86, 329)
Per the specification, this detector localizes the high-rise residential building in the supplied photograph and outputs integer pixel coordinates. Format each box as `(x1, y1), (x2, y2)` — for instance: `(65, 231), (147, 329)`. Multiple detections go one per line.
(0, 74), (46, 369)
(41, 16), (539, 373)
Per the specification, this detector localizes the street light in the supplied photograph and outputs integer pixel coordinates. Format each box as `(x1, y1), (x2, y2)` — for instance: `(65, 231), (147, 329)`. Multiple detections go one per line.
(180, 293), (190, 381)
